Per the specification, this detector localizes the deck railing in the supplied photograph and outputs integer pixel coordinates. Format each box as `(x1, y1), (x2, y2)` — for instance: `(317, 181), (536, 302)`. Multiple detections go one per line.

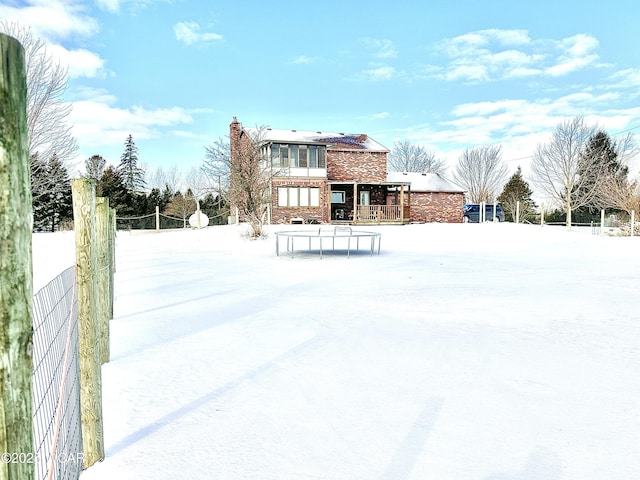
(355, 205), (409, 223)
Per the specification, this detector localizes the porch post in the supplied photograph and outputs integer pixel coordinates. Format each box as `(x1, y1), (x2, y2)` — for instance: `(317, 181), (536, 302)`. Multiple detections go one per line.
(400, 184), (405, 223)
(327, 184), (332, 223)
(353, 182), (358, 224)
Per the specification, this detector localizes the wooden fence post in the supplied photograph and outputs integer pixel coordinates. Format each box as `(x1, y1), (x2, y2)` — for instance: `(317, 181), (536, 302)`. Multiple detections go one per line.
(631, 210), (635, 237)
(0, 32), (34, 480)
(515, 201), (520, 224)
(96, 197), (110, 364)
(71, 178), (104, 467)
(155, 205), (160, 231)
(108, 208), (116, 321)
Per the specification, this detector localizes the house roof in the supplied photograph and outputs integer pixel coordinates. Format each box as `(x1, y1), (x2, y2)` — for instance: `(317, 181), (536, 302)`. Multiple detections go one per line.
(387, 172), (466, 193)
(245, 127), (389, 153)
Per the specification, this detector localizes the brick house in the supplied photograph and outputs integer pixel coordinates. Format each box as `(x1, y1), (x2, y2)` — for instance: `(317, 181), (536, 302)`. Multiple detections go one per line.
(230, 117), (411, 225)
(229, 117), (464, 224)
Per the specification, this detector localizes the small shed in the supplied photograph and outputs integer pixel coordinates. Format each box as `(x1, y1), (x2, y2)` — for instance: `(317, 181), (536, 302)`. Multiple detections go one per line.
(387, 172), (466, 223)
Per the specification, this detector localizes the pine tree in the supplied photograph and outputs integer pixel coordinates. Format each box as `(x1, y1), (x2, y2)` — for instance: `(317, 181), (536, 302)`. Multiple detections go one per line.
(574, 131), (629, 222)
(117, 134), (146, 194)
(32, 154), (73, 231)
(98, 165), (135, 216)
(497, 167), (537, 222)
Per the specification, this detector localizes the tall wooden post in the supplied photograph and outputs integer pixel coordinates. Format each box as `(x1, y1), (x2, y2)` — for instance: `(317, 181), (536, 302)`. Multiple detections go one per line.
(155, 205), (160, 231)
(631, 210), (635, 237)
(107, 208), (116, 321)
(515, 201), (520, 224)
(0, 33), (34, 480)
(71, 178), (104, 467)
(96, 197), (110, 364)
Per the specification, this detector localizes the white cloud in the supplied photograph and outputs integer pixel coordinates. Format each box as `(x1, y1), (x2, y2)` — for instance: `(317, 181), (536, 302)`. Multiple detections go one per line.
(96, 0), (121, 13)
(546, 34), (599, 77)
(362, 37), (397, 59)
(358, 112), (389, 121)
(69, 98), (195, 153)
(433, 29), (599, 83)
(0, 0), (98, 41)
(173, 22), (222, 46)
(291, 55), (315, 64)
(363, 65), (395, 81)
(48, 44), (108, 78)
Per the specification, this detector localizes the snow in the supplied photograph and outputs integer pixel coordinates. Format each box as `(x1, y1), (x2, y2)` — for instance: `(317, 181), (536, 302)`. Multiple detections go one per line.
(33, 223), (640, 479)
(386, 172), (465, 193)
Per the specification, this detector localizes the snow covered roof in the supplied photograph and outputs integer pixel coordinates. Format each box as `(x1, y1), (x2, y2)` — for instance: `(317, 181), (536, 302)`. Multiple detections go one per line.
(387, 172), (465, 193)
(245, 127), (389, 152)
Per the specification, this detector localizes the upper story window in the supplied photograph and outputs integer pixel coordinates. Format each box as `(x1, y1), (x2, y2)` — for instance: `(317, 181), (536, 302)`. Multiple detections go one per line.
(270, 144), (326, 168)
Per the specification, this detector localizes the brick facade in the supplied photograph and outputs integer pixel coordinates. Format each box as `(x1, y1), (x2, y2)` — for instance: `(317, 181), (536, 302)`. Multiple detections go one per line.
(271, 178), (327, 224)
(409, 192), (464, 223)
(327, 150), (387, 182)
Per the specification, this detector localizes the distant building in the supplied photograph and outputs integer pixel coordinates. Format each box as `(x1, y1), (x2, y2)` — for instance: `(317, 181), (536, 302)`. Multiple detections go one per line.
(229, 117), (464, 224)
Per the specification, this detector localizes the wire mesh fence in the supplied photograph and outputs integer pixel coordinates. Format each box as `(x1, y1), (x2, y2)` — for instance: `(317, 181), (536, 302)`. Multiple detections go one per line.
(32, 266), (84, 480)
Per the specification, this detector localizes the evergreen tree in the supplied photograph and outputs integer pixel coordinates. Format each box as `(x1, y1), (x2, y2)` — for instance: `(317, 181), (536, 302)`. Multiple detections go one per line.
(574, 131), (629, 222)
(497, 166), (537, 222)
(200, 192), (229, 225)
(117, 134), (146, 193)
(32, 154), (73, 231)
(84, 154), (107, 181)
(98, 165), (135, 216)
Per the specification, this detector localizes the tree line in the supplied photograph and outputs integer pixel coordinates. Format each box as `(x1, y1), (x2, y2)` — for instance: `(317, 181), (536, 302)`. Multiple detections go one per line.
(32, 134), (229, 232)
(387, 117), (638, 227)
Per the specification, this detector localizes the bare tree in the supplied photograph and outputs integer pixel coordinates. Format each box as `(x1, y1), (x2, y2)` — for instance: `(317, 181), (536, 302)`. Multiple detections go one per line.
(164, 190), (197, 228)
(453, 144), (508, 203)
(147, 165), (183, 194)
(387, 139), (447, 174)
(203, 127), (274, 237)
(530, 117), (604, 227)
(0, 21), (78, 167)
(84, 154), (107, 181)
(599, 175), (640, 215)
(185, 166), (216, 201)
(592, 133), (638, 213)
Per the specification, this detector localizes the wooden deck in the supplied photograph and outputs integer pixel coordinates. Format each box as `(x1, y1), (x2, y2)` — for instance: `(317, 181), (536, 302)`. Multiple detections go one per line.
(332, 205), (411, 225)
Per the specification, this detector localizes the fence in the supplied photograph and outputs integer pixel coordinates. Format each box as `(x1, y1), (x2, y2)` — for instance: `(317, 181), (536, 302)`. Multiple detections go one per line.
(116, 207), (228, 230)
(32, 266), (83, 480)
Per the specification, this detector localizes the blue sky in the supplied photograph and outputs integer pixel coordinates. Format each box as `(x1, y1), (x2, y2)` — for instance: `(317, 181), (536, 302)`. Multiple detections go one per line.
(3, 0), (640, 179)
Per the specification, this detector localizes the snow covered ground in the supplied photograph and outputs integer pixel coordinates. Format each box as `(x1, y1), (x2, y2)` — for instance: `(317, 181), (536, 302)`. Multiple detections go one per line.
(34, 222), (640, 479)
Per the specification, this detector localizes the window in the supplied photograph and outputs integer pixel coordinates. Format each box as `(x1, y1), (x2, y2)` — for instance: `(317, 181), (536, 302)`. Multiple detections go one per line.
(331, 191), (345, 203)
(308, 145), (326, 168)
(277, 187), (320, 207)
(280, 144), (289, 167)
(272, 143), (326, 168)
(289, 145), (299, 168)
(299, 187), (309, 206)
(299, 146), (308, 168)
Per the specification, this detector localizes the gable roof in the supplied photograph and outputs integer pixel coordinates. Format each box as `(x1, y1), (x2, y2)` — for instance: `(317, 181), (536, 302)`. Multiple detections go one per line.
(387, 172), (465, 193)
(245, 127), (389, 153)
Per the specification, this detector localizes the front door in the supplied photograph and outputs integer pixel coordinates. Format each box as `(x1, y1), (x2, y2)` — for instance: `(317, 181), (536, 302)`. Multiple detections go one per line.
(359, 191), (370, 205)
